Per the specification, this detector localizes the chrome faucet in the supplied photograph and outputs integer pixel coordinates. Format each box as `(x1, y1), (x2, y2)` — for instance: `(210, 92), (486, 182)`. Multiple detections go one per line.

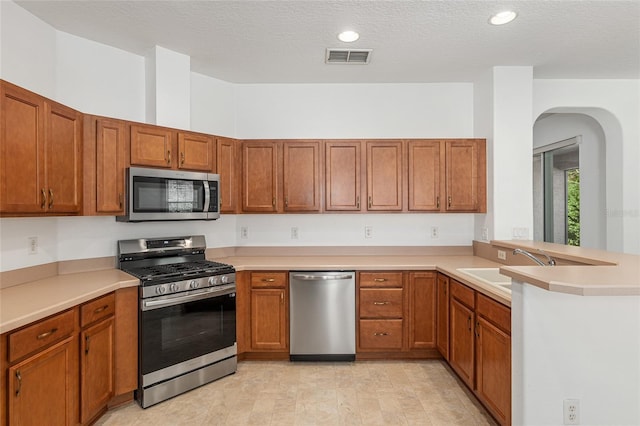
(513, 248), (556, 266)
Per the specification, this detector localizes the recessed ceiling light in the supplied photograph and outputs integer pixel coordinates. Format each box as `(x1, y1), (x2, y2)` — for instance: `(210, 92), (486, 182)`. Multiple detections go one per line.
(489, 11), (517, 25)
(338, 30), (360, 43)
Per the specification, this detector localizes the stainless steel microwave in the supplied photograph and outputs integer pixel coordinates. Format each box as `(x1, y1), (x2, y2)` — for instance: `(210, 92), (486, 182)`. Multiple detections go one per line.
(117, 167), (220, 222)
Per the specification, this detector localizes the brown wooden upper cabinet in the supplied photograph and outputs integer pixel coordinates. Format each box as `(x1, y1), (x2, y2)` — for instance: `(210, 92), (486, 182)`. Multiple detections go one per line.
(445, 139), (486, 212)
(241, 140), (279, 212)
(366, 140), (403, 211)
(407, 139), (486, 213)
(0, 81), (82, 215)
(130, 123), (215, 172)
(216, 137), (238, 213)
(283, 141), (321, 212)
(407, 140), (441, 211)
(83, 116), (127, 215)
(325, 141), (361, 211)
(242, 140), (322, 213)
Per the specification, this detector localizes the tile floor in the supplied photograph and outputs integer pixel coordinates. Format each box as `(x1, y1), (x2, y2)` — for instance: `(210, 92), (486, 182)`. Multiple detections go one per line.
(96, 360), (497, 425)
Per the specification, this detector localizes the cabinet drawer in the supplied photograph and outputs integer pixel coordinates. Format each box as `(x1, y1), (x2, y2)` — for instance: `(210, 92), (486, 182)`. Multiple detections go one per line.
(477, 293), (511, 334)
(359, 289), (403, 318)
(251, 272), (287, 288)
(359, 272), (403, 288)
(359, 319), (403, 349)
(450, 279), (475, 309)
(81, 293), (116, 327)
(8, 309), (76, 363)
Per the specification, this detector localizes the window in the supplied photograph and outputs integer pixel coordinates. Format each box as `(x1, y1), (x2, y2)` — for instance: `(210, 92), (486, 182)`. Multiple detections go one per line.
(533, 138), (580, 246)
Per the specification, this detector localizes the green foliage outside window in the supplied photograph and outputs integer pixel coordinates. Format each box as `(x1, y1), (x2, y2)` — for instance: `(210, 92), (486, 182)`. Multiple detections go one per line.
(566, 169), (580, 246)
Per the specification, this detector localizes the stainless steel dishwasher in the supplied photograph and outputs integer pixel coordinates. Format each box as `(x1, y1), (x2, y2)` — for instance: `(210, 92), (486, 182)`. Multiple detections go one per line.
(289, 271), (356, 361)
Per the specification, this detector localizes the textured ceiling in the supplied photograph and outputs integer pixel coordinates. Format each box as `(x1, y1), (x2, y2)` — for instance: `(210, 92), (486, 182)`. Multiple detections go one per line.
(14, 0), (640, 83)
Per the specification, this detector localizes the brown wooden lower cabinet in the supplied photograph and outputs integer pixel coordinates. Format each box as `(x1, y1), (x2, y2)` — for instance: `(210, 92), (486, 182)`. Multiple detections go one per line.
(249, 272), (288, 352)
(0, 289), (138, 426)
(408, 272), (436, 350)
(436, 273), (450, 359)
(8, 336), (78, 426)
(446, 277), (511, 426)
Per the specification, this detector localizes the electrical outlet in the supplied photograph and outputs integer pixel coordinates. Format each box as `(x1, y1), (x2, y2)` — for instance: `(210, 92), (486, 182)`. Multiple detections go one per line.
(28, 236), (38, 255)
(498, 250), (507, 260)
(513, 227), (530, 240)
(481, 227), (489, 241)
(291, 227), (299, 239)
(240, 227), (248, 239)
(430, 226), (439, 239)
(364, 226), (373, 239)
(563, 399), (580, 425)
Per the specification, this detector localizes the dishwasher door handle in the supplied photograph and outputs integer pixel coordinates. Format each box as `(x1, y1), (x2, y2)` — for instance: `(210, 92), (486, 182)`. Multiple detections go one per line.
(291, 273), (354, 281)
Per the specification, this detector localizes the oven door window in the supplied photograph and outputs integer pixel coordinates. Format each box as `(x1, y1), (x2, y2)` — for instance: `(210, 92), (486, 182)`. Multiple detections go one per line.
(133, 176), (205, 213)
(140, 293), (236, 375)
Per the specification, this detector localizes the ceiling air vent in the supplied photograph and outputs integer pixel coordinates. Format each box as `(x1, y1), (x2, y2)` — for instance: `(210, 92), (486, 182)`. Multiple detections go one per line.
(326, 48), (372, 64)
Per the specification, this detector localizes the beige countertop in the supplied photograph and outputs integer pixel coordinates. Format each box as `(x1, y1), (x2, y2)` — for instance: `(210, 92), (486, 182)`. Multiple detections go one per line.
(0, 269), (138, 334)
(492, 240), (640, 296)
(213, 254), (511, 306)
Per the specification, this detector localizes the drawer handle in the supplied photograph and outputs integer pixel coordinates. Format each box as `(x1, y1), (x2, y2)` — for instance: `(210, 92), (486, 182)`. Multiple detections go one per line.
(467, 315), (472, 331)
(93, 304), (109, 314)
(36, 328), (58, 340)
(15, 370), (22, 396)
(373, 301), (390, 305)
(261, 278), (276, 283)
(373, 278), (387, 282)
(373, 332), (389, 336)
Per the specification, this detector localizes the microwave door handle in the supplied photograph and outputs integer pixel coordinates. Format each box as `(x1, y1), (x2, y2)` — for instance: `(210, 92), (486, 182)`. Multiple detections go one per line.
(203, 180), (210, 212)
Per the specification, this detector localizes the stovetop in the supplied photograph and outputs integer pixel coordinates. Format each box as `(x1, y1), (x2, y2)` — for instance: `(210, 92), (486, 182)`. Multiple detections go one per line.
(122, 260), (235, 283)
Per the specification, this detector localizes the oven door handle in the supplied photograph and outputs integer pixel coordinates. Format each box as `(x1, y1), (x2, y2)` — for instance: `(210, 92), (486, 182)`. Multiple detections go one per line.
(142, 284), (236, 311)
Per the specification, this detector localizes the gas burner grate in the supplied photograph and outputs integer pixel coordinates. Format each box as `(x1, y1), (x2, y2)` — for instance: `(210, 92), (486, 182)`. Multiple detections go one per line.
(124, 260), (234, 281)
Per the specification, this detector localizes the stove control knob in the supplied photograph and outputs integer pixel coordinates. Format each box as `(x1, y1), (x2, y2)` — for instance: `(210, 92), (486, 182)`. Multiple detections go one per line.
(209, 276), (219, 286)
(156, 285), (167, 295)
(169, 283), (179, 292)
(221, 275), (229, 284)
(190, 280), (199, 289)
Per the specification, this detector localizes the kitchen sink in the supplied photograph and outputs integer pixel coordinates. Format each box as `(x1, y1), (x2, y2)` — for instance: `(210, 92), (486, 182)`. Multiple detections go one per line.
(456, 268), (512, 292)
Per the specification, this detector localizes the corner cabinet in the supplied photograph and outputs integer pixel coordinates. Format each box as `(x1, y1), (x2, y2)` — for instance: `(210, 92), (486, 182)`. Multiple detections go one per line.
(1, 81), (82, 215)
(83, 116), (127, 215)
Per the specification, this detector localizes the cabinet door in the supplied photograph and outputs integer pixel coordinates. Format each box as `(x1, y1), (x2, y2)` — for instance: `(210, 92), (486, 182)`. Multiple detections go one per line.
(325, 141), (361, 211)
(407, 140), (441, 211)
(449, 298), (475, 388)
(178, 132), (214, 171)
(8, 336), (78, 426)
(408, 272), (436, 350)
(445, 140), (480, 211)
(476, 316), (511, 426)
(216, 137), (237, 213)
(45, 101), (82, 213)
(366, 140), (403, 211)
(130, 124), (173, 168)
(250, 289), (287, 350)
(0, 82), (45, 213)
(436, 274), (450, 360)
(283, 141), (321, 211)
(81, 318), (115, 424)
(114, 287), (138, 396)
(242, 141), (278, 212)
(95, 118), (126, 214)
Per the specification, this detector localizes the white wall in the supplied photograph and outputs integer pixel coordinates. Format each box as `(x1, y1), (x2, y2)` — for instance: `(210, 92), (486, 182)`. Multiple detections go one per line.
(191, 73), (237, 137)
(533, 80), (640, 254)
(533, 114), (607, 250)
(235, 83), (474, 139)
(0, 1), (56, 97)
(511, 280), (640, 425)
(473, 69), (494, 242)
(146, 46), (191, 128)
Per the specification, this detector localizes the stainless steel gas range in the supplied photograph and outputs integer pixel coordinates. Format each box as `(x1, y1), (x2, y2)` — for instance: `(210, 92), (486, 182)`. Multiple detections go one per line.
(117, 235), (237, 408)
